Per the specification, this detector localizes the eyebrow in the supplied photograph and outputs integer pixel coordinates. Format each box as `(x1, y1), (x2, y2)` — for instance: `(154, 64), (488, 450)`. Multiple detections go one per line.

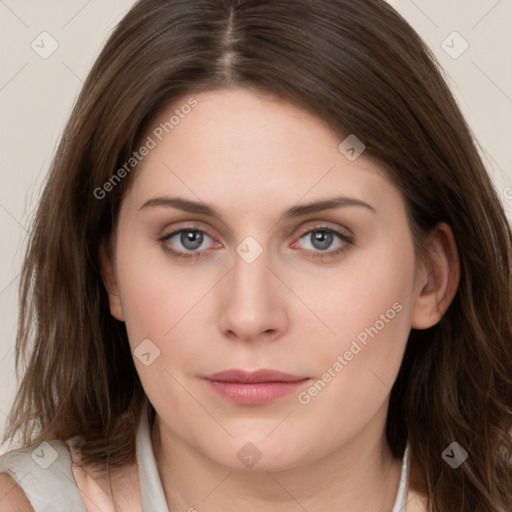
(138, 195), (376, 220)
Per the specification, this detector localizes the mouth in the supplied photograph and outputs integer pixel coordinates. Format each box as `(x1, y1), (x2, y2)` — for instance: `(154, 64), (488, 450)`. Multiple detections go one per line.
(202, 369), (311, 405)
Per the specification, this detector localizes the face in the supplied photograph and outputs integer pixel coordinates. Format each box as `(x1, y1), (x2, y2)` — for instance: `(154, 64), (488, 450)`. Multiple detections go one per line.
(103, 87), (427, 471)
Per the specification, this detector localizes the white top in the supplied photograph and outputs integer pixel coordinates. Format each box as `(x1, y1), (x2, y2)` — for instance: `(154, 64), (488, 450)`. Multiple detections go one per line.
(0, 412), (410, 511)
(393, 443), (410, 512)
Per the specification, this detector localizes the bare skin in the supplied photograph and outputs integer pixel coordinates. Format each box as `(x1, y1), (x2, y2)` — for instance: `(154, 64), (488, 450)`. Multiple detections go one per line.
(64, 431), (428, 511)
(64, 450), (433, 511)
(1, 87), (457, 512)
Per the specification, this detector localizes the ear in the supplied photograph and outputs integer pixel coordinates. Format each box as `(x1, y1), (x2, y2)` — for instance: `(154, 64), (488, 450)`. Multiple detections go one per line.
(411, 222), (460, 330)
(99, 241), (125, 322)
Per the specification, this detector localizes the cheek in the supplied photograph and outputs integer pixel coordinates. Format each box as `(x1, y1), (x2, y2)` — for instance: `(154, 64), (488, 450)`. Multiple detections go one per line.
(289, 233), (415, 356)
(290, 232), (415, 390)
(114, 248), (210, 411)
(114, 228), (198, 336)
(292, 235), (415, 429)
(117, 266), (178, 345)
(114, 236), (221, 378)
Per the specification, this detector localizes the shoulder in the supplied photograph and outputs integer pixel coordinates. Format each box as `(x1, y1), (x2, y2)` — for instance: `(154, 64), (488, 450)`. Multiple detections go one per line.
(0, 439), (73, 480)
(0, 441), (86, 512)
(0, 473), (33, 511)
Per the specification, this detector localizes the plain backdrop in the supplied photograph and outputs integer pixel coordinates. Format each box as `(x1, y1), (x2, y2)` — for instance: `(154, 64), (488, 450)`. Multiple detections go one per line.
(1, 0), (511, 452)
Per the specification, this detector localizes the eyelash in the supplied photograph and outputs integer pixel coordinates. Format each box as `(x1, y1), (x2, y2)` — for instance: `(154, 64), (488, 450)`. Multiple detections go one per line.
(158, 225), (354, 262)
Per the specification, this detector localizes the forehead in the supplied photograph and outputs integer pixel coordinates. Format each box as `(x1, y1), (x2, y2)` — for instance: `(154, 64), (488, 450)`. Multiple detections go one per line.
(124, 88), (399, 215)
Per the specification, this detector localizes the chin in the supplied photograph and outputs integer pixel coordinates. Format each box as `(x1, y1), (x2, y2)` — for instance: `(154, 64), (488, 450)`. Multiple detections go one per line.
(201, 434), (319, 473)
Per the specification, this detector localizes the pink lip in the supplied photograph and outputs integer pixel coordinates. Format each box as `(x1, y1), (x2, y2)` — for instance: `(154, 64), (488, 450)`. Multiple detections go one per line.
(202, 369), (311, 405)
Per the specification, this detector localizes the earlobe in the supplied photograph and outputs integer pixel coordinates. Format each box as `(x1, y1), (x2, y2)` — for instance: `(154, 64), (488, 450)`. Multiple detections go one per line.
(99, 241), (125, 322)
(411, 222), (460, 330)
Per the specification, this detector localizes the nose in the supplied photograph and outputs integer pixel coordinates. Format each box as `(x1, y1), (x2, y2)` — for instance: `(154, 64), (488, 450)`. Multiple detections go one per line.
(218, 246), (289, 343)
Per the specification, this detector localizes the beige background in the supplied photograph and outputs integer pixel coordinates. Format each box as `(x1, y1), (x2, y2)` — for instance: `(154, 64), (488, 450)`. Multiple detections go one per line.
(1, 0), (511, 452)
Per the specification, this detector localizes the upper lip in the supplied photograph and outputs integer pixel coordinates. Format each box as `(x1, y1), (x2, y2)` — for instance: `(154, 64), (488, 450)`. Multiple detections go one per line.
(203, 369), (309, 383)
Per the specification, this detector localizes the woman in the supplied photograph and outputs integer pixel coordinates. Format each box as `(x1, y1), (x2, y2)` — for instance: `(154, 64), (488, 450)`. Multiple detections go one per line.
(1, 0), (511, 510)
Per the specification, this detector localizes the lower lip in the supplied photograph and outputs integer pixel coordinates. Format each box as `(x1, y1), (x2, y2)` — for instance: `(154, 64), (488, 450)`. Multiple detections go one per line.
(204, 379), (311, 405)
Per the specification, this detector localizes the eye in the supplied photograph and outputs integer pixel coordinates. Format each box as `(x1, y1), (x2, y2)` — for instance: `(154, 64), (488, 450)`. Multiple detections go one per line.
(293, 227), (354, 260)
(158, 225), (354, 262)
(159, 228), (216, 259)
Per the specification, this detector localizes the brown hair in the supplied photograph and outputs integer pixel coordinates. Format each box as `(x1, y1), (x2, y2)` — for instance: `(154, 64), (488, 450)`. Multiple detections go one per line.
(3, 0), (511, 510)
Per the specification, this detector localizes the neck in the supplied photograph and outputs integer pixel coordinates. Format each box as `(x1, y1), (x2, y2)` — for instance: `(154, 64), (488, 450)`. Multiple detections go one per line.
(152, 403), (403, 512)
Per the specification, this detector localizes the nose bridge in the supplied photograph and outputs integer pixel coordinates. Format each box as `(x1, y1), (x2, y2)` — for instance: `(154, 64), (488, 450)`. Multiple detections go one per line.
(231, 245), (274, 313)
(218, 239), (287, 340)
